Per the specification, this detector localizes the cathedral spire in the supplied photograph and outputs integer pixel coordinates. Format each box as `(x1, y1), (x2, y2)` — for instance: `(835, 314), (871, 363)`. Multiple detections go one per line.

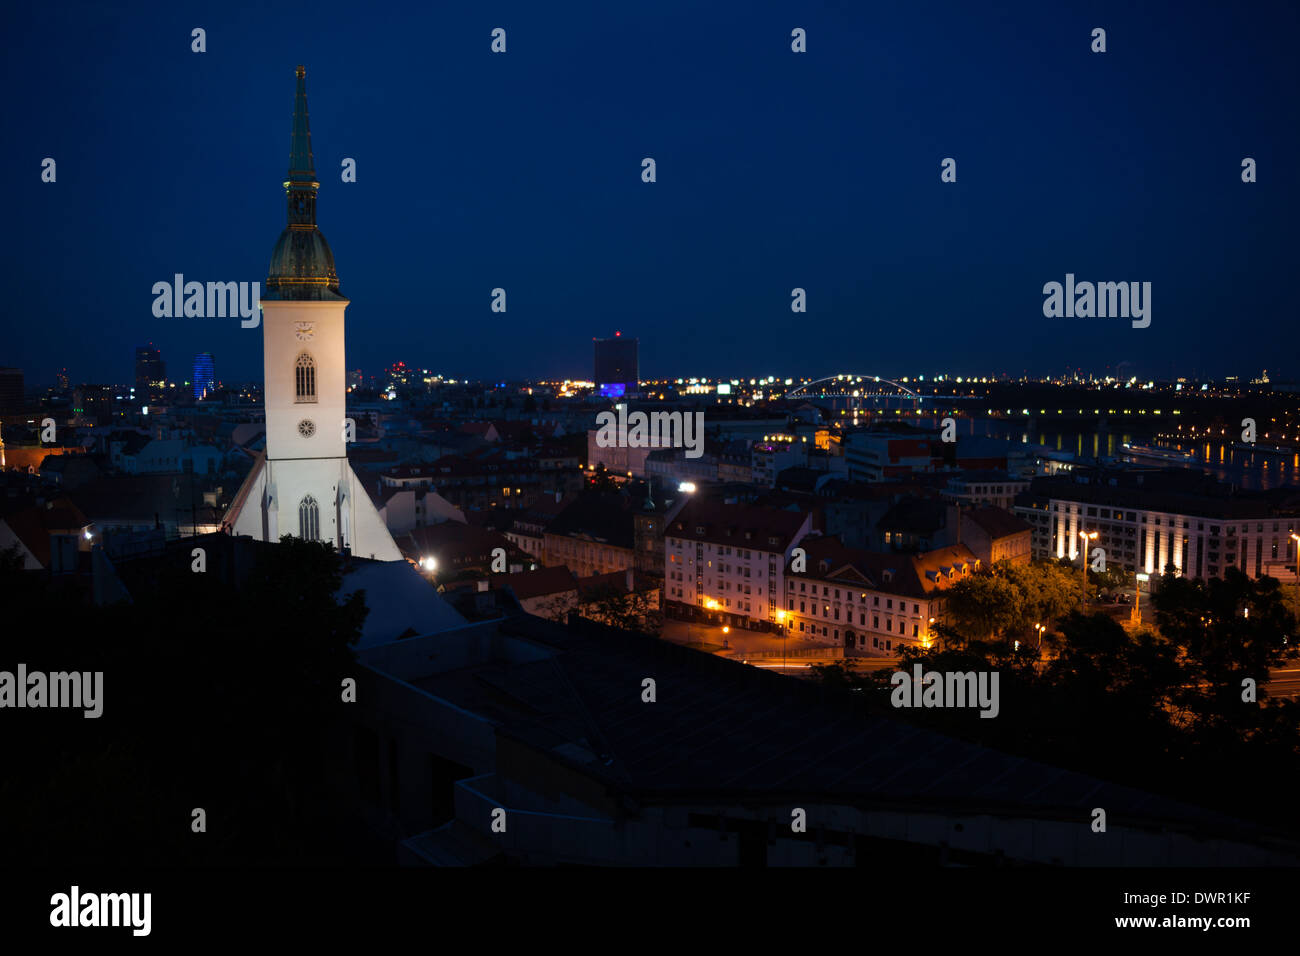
(266, 65), (342, 300)
(285, 64), (319, 227)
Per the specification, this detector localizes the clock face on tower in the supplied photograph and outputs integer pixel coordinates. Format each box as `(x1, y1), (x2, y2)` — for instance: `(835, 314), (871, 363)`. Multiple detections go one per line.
(298, 419), (316, 438)
(294, 322), (315, 341)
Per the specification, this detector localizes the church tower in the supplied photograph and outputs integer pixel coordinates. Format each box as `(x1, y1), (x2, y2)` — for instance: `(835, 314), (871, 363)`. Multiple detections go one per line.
(225, 66), (400, 561)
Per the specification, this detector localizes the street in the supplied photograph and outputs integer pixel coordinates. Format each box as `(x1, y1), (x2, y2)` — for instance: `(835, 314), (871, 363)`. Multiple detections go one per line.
(658, 619), (1300, 696)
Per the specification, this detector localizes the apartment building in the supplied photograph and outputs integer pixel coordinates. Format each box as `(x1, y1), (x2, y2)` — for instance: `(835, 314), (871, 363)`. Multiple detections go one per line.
(958, 506), (1033, 566)
(542, 493), (639, 578)
(783, 536), (979, 656)
(941, 471), (1030, 511)
(663, 500), (813, 631)
(751, 438), (808, 487)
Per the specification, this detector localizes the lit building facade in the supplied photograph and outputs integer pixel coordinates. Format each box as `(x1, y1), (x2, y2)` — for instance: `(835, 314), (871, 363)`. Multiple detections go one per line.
(192, 352), (215, 399)
(783, 538), (977, 655)
(664, 501), (812, 631)
(593, 335), (638, 398)
(1014, 471), (1300, 583)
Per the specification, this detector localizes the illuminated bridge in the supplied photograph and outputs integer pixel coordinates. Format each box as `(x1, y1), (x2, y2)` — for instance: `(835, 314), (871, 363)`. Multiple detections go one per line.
(786, 374), (922, 402)
(783, 374), (928, 418)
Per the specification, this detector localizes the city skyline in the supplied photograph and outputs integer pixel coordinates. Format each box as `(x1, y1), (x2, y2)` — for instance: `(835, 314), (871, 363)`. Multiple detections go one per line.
(4, 0), (1297, 385)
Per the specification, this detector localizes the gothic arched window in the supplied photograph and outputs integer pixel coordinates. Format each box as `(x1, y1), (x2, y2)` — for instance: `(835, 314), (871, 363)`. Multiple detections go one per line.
(295, 352), (317, 403)
(299, 495), (320, 541)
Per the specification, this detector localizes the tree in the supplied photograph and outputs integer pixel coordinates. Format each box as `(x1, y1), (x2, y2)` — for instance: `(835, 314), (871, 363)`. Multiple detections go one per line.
(587, 464), (619, 493)
(943, 574), (1022, 641)
(943, 560), (1083, 643)
(0, 537), (371, 865)
(575, 582), (663, 633)
(0, 542), (24, 573)
(810, 568), (1300, 834)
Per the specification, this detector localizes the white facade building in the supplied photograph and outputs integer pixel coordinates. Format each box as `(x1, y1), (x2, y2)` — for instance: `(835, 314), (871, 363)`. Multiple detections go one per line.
(663, 501), (812, 630)
(1014, 472), (1299, 583)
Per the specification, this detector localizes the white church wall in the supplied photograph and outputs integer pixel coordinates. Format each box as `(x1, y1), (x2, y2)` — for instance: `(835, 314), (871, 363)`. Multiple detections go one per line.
(262, 299), (347, 462)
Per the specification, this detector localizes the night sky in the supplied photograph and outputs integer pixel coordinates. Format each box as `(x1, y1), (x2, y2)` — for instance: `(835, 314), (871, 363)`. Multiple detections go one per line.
(3, 0), (1297, 387)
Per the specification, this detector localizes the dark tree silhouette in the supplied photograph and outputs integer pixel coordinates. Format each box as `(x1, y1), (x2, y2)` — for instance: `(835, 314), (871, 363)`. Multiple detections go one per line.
(0, 537), (370, 865)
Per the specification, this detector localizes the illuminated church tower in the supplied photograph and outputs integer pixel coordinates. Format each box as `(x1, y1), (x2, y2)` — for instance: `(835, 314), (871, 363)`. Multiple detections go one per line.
(225, 66), (400, 561)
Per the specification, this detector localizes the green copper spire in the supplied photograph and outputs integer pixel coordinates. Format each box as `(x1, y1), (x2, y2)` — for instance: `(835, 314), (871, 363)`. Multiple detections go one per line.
(285, 64), (319, 226)
(266, 65), (343, 301)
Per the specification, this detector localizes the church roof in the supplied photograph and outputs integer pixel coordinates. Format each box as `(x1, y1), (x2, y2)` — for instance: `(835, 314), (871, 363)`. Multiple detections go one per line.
(338, 559), (468, 646)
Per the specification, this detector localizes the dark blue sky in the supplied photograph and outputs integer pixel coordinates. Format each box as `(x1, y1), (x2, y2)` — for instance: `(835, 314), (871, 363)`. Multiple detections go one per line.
(3, 0), (1297, 387)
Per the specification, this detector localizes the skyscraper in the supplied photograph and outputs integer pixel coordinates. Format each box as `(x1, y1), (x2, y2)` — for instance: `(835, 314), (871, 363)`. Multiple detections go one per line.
(594, 333), (638, 398)
(224, 66), (400, 561)
(193, 352), (215, 400)
(134, 345), (165, 400)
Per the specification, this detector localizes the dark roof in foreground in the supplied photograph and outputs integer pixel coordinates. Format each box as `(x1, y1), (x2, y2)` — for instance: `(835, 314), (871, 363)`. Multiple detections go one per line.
(398, 613), (1266, 842)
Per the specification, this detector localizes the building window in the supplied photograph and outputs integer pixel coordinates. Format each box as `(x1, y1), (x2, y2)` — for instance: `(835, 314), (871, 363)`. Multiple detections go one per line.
(299, 495), (320, 541)
(295, 352), (317, 402)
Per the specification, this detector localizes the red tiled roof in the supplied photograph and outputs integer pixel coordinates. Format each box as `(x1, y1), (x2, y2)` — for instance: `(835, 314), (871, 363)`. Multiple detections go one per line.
(791, 535), (979, 599)
(0, 497), (90, 568)
(399, 522), (514, 565)
(964, 506), (1033, 539)
(667, 500), (808, 553)
(493, 565), (577, 601)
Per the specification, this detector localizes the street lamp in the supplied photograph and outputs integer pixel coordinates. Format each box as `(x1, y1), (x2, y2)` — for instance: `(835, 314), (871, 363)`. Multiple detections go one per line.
(1078, 531), (1098, 607)
(1134, 572), (1149, 624)
(1290, 533), (1300, 580)
(775, 609), (788, 669)
(1034, 622), (1046, 649)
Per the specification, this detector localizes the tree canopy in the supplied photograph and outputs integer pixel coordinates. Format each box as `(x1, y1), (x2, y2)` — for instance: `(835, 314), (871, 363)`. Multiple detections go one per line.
(812, 566), (1300, 831)
(0, 536), (372, 865)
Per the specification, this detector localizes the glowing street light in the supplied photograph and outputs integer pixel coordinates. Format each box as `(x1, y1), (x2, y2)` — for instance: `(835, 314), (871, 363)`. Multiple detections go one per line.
(1078, 531), (1098, 607)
